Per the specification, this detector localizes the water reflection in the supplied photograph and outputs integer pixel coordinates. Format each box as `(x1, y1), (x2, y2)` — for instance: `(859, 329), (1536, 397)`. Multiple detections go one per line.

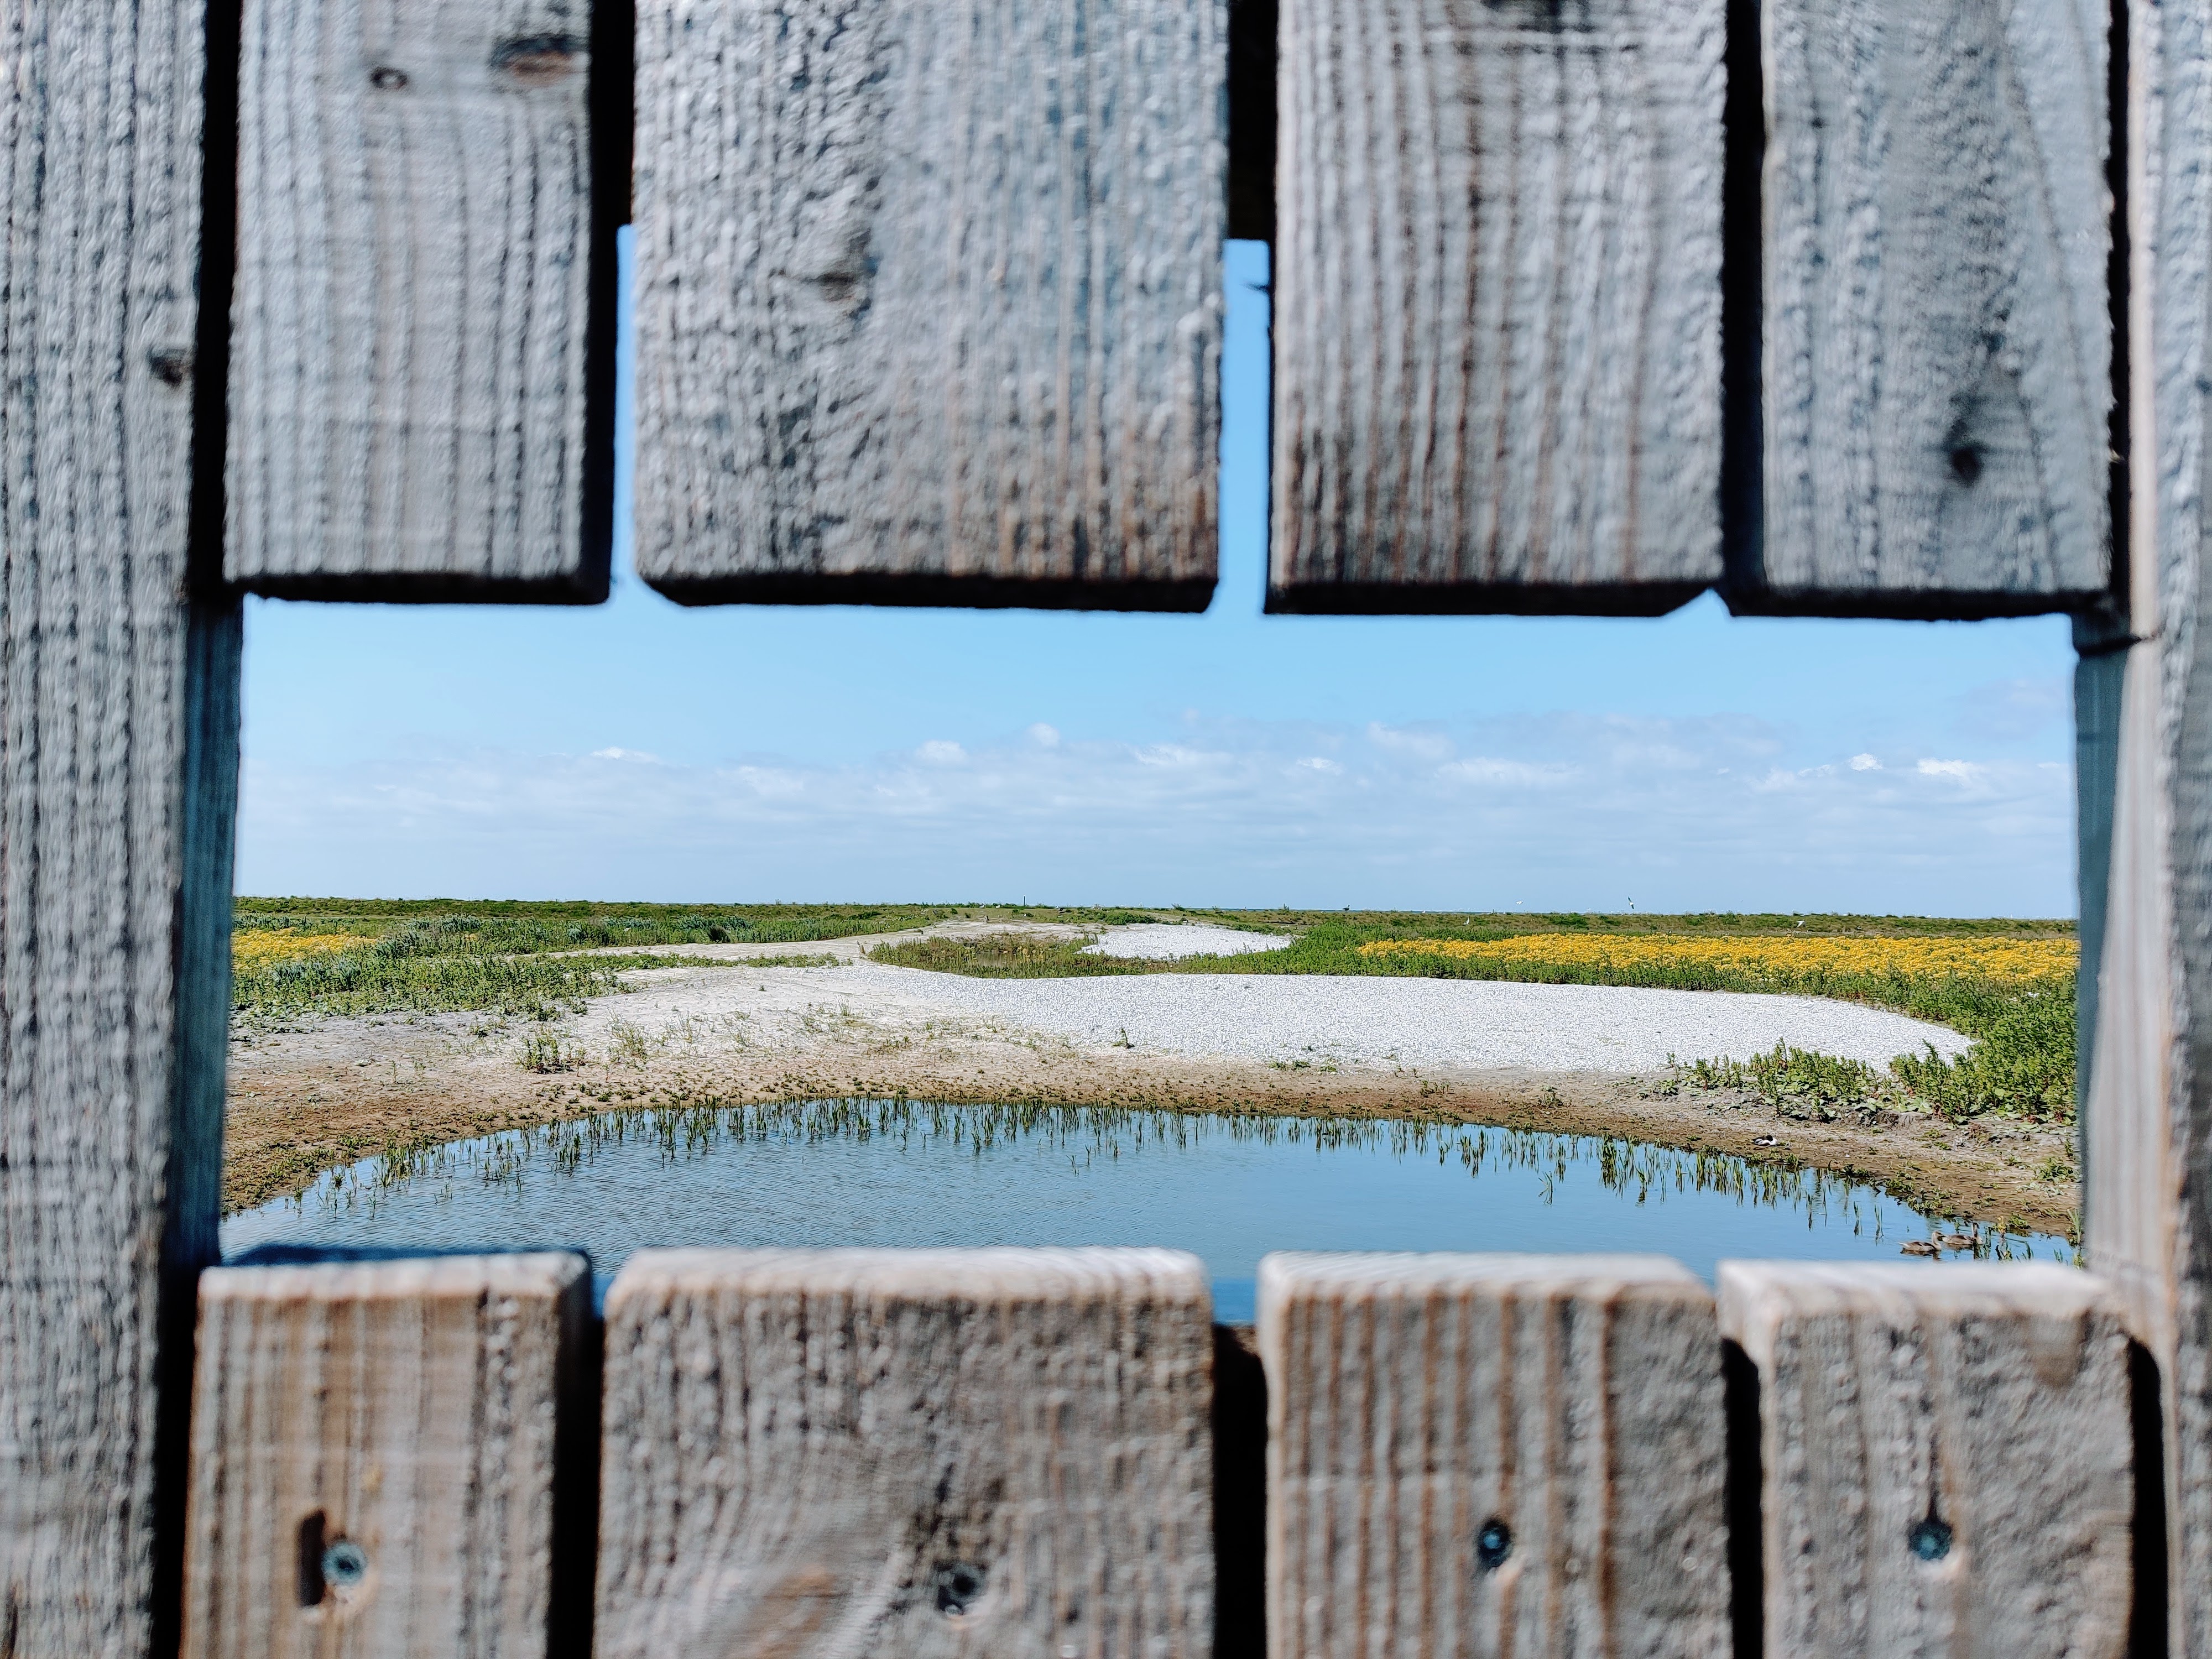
(222, 1099), (2070, 1318)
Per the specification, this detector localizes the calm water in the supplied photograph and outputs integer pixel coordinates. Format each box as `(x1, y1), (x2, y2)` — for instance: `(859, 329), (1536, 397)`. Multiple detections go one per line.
(221, 1100), (2070, 1319)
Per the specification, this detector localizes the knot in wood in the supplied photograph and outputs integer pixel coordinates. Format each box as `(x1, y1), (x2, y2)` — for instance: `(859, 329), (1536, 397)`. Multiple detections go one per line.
(491, 35), (584, 87)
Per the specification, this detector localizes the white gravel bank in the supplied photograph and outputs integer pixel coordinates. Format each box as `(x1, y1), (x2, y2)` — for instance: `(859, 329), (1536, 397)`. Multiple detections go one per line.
(579, 960), (1969, 1076)
(1083, 924), (1291, 959)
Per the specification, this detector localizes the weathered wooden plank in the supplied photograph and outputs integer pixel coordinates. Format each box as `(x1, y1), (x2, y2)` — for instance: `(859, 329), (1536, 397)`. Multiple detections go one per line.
(1266, 0), (1725, 615)
(1717, 1261), (2132, 1659)
(225, 0), (620, 601)
(1737, 0), (2111, 616)
(0, 0), (240, 1650)
(2081, 0), (2212, 1628)
(181, 1253), (591, 1659)
(2080, 0), (2212, 1633)
(631, 0), (1222, 611)
(596, 1247), (1213, 1657)
(1257, 1253), (1729, 1659)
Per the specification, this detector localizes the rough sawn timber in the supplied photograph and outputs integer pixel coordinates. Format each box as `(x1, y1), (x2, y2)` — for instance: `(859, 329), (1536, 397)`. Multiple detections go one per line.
(0, 0), (241, 1651)
(1267, 0), (1726, 615)
(1743, 0), (2111, 615)
(181, 1253), (592, 1659)
(1717, 1261), (2132, 1659)
(2081, 0), (2212, 1629)
(1257, 1253), (1729, 1659)
(631, 0), (1223, 610)
(594, 1247), (1214, 1658)
(226, 0), (618, 601)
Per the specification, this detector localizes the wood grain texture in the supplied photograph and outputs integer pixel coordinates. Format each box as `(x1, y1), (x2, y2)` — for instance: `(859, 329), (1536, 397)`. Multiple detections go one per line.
(226, 0), (617, 601)
(1266, 0), (1726, 615)
(595, 1248), (1213, 1657)
(0, 0), (241, 1650)
(1742, 0), (2111, 616)
(632, 0), (1222, 610)
(1256, 1253), (1729, 1659)
(1717, 1262), (2132, 1659)
(181, 1253), (591, 1659)
(2081, 0), (2212, 1633)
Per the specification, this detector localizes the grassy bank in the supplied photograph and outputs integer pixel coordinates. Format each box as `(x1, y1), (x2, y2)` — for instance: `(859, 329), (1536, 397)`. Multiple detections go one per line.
(868, 910), (2077, 1122)
(231, 900), (2077, 1124)
(232, 899), (952, 1018)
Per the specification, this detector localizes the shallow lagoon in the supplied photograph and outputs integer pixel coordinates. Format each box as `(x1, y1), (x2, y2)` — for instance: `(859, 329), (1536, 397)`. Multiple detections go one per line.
(221, 1100), (2070, 1318)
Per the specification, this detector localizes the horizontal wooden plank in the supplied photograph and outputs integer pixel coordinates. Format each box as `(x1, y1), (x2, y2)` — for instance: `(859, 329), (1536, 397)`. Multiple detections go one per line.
(1266, 0), (1725, 615)
(1718, 1261), (2131, 1659)
(1736, 0), (2111, 616)
(631, 0), (1222, 609)
(595, 1247), (1213, 1657)
(225, 0), (619, 601)
(1259, 1253), (1729, 1658)
(181, 1252), (592, 1658)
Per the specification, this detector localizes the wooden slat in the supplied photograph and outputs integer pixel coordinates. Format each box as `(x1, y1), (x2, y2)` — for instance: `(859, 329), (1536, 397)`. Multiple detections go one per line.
(1717, 1262), (2132, 1659)
(1266, 0), (1725, 615)
(225, 0), (619, 601)
(1257, 1253), (1729, 1659)
(630, 0), (1222, 611)
(0, 0), (239, 1649)
(595, 1248), (1213, 1657)
(182, 1253), (592, 1658)
(2083, 0), (2212, 1629)
(1737, 0), (2111, 617)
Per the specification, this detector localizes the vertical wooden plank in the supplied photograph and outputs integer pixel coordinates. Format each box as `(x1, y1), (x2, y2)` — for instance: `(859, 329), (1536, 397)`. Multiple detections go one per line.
(225, 0), (620, 601)
(1739, 0), (2111, 615)
(2080, 0), (2212, 1630)
(630, 0), (1223, 611)
(1717, 1262), (2132, 1659)
(181, 1253), (591, 1659)
(1266, 0), (1726, 615)
(1256, 1253), (1729, 1659)
(0, 0), (238, 1649)
(594, 1248), (1213, 1657)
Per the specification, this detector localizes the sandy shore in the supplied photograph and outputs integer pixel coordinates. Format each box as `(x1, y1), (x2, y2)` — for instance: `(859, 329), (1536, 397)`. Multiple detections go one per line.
(224, 938), (2076, 1237)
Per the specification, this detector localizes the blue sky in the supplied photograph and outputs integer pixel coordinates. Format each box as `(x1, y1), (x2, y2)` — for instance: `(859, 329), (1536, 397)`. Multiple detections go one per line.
(238, 237), (2078, 915)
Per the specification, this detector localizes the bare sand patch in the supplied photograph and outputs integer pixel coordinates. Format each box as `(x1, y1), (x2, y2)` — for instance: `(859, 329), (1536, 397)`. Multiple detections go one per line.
(225, 959), (2075, 1237)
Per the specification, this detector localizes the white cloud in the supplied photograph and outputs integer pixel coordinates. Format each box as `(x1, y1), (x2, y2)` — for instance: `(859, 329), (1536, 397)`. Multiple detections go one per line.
(590, 747), (660, 763)
(237, 708), (2073, 914)
(1850, 753), (1882, 771)
(1027, 723), (1061, 747)
(1435, 757), (1577, 789)
(1366, 722), (1455, 762)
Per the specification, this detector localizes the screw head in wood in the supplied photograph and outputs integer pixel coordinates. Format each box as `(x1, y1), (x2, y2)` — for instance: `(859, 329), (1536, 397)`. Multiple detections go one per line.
(932, 1561), (987, 1616)
(322, 1540), (369, 1588)
(1908, 1518), (1953, 1562)
(1476, 1519), (1512, 1571)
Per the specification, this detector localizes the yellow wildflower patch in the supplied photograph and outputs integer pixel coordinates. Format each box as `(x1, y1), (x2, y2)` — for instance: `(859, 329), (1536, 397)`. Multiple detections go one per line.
(1358, 933), (2075, 985)
(231, 930), (374, 969)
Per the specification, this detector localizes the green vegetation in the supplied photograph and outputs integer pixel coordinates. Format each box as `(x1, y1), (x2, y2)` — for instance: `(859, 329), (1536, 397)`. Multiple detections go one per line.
(869, 910), (2078, 1123)
(230, 899), (954, 1019)
(234, 896), (955, 948)
(232, 899), (2078, 1124)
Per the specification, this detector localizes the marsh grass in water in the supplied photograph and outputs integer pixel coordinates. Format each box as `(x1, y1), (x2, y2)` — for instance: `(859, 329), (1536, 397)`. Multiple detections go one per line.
(274, 1095), (2046, 1255)
(251, 1097), (2062, 1265)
